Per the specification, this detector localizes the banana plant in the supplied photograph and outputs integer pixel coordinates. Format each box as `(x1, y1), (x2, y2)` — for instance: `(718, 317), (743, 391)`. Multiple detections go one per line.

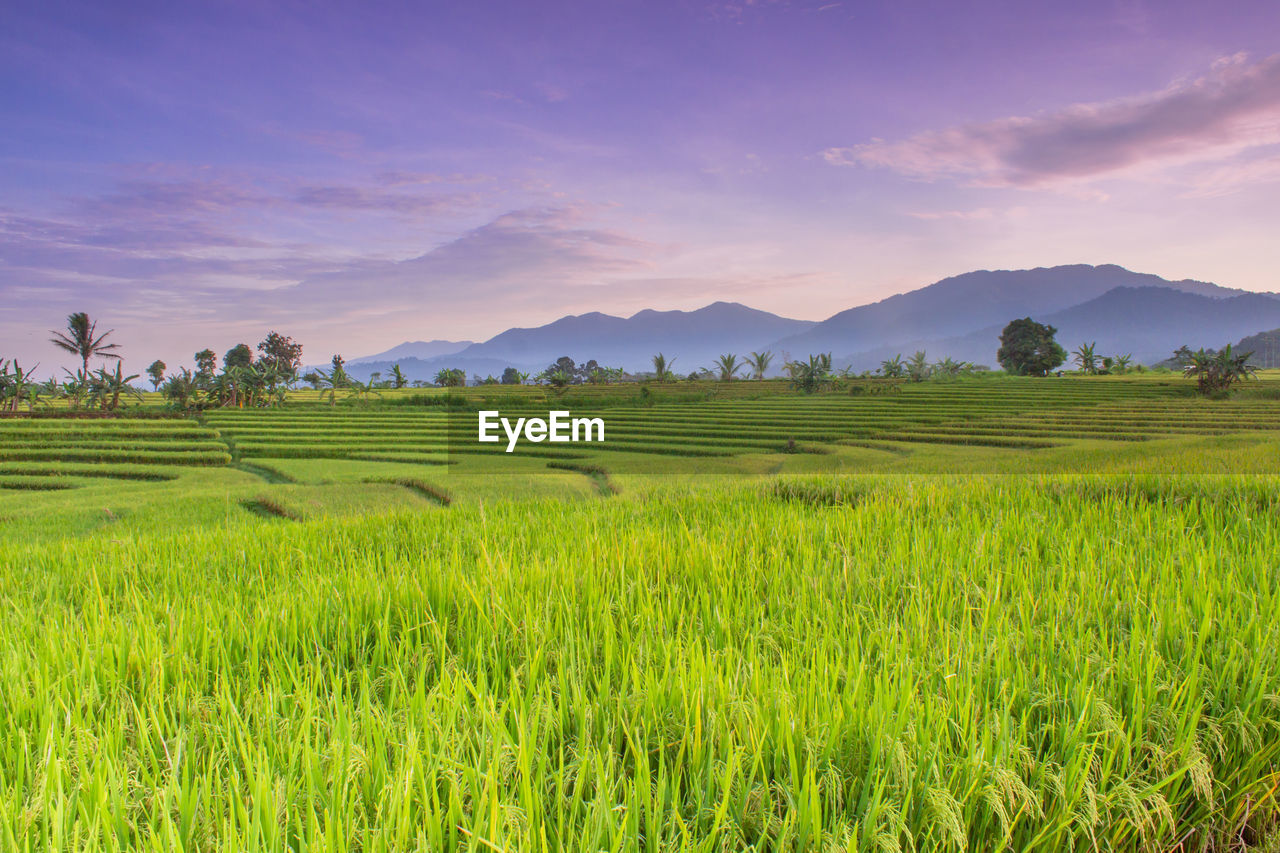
(345, 375), (383, 405)
(879, 354), (905, 378)
(0, 359), (42, 412)
(1073, 342), (1098, 374)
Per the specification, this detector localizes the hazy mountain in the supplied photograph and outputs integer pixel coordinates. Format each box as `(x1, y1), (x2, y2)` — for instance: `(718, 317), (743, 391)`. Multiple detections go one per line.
(455, 301), (815, 373)
(771, 264), (1249, 358)
(334, 264), (1278, 383)
(351, 339), (473, 364)
(342, 354), (516, 383)
(1235, 328), (1280, 368)
(840, 286), (1280, 369)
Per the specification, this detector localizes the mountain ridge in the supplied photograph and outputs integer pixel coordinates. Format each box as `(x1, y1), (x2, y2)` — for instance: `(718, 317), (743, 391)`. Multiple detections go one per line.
(337, 265), (1280, 381)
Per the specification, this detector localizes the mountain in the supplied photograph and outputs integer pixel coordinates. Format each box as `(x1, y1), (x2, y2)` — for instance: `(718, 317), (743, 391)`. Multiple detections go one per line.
(351, 339), (473, 364)
(771, 264), (1249, 358)
(334, 264), (1278, 382)
(454, 301), (815, 373)
(342, 354), (516, 383)
(840, 286), (1280, 369)
(1234, 328), (1280, 368)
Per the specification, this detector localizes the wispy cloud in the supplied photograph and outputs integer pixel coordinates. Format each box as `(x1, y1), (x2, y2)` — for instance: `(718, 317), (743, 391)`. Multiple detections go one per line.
(824, 53), (1280, 191)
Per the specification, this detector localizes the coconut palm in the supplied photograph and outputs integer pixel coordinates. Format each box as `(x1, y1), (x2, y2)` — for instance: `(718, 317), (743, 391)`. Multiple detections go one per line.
(747, 350), (773, 380)
(651, 353), (676, 382)
(49, 312), (122, 376)
(906, 351), (930, 382)
(714, 353), (743, 381)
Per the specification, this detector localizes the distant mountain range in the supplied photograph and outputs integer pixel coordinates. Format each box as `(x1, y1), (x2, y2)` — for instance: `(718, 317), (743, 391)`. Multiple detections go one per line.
(1235, 327), (1280, 368)
(339, 264), (1280, 381)
(351, 339), (473, 363)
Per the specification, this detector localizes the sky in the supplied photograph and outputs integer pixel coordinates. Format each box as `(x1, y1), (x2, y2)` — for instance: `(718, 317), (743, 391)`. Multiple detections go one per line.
(3, 0), (1280, 372)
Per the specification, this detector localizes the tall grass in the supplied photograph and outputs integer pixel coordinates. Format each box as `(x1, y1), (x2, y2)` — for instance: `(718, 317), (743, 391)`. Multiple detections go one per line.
(1, 475), (1277, 850)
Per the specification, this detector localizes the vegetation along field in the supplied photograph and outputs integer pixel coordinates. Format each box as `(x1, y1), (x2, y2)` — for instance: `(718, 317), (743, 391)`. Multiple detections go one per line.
(2, 371), (1280, 850)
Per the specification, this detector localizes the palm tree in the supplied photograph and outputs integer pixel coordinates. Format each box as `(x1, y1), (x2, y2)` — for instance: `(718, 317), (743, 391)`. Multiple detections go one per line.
(60, 368), (89, 410)
(1114, 354), (1133, 374)
(879, 355), (905, 378)
(86, 363), (141, 411)
(906, 351), (930, 382)
(747, 350), (773, 380)
(786, 353), (834, 393)
(652, 353), (676, 382)
(714, 353), (743, 381)
(1073, 342), (1098, 374)
(932, 356), (967, 377)
(0, 360), (41, 412)
(433, 367), (465, 388)
(49, 312), (121, 375)
(1183, 344), (1257, 395)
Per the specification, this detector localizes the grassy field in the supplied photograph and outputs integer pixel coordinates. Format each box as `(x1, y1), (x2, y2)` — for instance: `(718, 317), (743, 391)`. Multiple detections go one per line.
(2, 376), (1279, 850)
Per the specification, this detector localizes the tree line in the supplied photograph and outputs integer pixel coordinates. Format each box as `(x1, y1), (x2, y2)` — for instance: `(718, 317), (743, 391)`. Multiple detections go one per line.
(0, 312), (1262, 412)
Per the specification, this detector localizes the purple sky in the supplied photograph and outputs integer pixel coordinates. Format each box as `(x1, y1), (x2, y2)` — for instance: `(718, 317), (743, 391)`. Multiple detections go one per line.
(4, 0), (1280, 372)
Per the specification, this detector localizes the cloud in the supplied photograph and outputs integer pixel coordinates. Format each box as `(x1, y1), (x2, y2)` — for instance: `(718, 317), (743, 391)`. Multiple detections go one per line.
(275, 206), (653, 314)
(824, 53), (1280, 190)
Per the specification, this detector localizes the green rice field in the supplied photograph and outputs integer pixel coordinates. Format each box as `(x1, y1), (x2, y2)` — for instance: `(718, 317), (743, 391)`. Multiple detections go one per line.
(2, 375), (1279, 850)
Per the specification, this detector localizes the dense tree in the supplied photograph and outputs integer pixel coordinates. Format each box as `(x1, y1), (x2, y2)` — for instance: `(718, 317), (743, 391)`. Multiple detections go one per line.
(997, 318), (1067, 376)
(224, 343), (253, 369)
(49, 312), (121, 376)
(433, 368), (466, 387)
(257, 332), (303, 374)
(194, 349), (218, 384)
(146, 359), (166, 391)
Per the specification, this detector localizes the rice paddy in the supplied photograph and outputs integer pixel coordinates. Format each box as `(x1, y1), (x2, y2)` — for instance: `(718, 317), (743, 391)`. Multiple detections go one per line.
(2, 376), (1279, 850)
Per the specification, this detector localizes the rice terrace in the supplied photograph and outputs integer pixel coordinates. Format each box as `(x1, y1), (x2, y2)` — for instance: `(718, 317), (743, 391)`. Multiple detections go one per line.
(3, 337), (1280, 851)
(6, 1), (1280, 850)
